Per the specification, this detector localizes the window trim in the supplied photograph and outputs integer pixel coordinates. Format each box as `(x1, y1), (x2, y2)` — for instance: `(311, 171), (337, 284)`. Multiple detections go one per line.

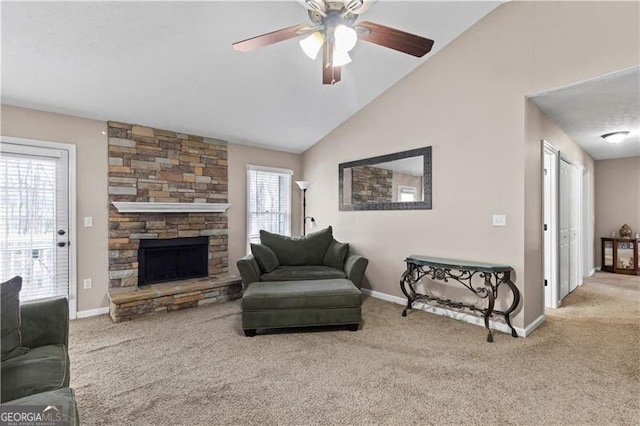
(246, 165), (293, 253)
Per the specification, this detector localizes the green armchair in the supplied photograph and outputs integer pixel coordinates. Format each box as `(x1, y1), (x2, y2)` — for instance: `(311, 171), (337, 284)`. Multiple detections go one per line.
(237, 226), (368, 289)
(237, 227), (368, 336)
(1, 277), (79, 425)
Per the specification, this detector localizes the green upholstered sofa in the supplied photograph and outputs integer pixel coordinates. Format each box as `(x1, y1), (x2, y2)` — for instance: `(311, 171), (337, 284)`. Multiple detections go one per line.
(237, 227), (368, 336)
(1, 277), (79, 425)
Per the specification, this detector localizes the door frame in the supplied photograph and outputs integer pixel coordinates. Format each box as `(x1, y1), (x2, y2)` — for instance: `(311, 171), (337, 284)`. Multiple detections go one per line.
(542, 140), (559, 309)
(0, 136), (77, 319)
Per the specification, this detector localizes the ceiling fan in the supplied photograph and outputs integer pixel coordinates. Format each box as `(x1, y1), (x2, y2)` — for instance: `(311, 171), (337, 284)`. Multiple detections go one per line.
(232, 0), (435, 85)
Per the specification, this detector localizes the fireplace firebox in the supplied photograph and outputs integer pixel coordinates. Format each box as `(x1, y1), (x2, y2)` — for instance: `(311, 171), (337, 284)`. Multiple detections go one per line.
(138, 237), (208, 285)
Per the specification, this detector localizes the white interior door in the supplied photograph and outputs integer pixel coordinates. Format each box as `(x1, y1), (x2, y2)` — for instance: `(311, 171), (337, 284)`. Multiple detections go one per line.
(0, 142), (71, 305)
(569, 165), (580, 292)
(582, 170), (592, 277)
(559, 159), (572, 300)
(559, 157), (583, 302)
(543, 143), (558, 309)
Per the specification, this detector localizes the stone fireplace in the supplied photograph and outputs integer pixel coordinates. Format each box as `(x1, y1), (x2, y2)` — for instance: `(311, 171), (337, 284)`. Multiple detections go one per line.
(106, 122), (241, 322)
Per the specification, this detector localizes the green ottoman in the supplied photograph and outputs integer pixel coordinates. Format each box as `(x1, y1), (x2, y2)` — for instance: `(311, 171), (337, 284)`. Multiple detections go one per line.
(241, 278), (362, 336)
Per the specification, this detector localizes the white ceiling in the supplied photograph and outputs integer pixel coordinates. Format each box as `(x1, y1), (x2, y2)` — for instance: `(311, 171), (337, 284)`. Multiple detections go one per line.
(531, 67), (640, 161)
(1, 1), (502, 153)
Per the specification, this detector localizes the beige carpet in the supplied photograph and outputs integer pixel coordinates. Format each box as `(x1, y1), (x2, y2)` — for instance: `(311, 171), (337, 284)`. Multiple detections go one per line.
(69, 273), (639, 425)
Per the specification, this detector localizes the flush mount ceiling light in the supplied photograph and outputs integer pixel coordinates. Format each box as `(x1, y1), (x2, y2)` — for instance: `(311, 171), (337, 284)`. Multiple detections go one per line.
(601, 131), (630, 144)
(232, 0), (434, 85)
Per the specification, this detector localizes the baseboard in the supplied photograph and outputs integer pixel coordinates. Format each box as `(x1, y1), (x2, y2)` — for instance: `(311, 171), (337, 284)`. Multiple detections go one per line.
(594, 267), (601, 273)
(361, 288), (540, 338)
(76, 307), (109, 319)
(522, 314), (545, 336)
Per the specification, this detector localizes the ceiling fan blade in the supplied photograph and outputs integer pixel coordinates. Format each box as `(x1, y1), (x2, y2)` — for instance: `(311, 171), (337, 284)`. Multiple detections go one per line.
(322, 42), (340, 85)
(232, 24), (308, 53)
(356, 21), (434, 58)
(333, 65), (342, 83)
(322, 42), (333, 84)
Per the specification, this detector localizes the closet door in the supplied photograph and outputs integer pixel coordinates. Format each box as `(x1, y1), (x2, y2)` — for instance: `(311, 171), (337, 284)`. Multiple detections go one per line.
(559, 159), (572, 300)
(569, 165), (580, 292)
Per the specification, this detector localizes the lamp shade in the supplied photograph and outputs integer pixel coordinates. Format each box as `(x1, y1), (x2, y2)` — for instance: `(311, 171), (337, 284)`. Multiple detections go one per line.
(332, 49), (352, 67)
(601, 131), (629, 144)
(299, 32), (325, 60)
(334, 25), (357, 52)
(296, 181), (311, 190)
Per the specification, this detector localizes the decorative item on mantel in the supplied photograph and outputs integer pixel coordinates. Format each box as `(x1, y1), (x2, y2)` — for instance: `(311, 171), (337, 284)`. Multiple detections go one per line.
(619, 224), (632, 238)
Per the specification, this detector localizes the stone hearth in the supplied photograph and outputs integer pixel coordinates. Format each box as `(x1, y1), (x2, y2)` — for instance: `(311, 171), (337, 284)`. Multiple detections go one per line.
(108, 275), (242, 322)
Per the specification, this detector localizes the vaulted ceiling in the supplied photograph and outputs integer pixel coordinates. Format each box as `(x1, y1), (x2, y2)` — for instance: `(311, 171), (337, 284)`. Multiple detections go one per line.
(8, 1), (634, 160)
(1, 1), (502, 153)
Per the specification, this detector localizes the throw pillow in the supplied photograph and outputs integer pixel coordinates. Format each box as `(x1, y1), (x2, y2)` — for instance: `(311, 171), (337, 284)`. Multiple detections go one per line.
(260, 226), (333, 266)
(250, 244), (280, 273)
(323, 240), (350, 270)
(1, 276), (23, 360)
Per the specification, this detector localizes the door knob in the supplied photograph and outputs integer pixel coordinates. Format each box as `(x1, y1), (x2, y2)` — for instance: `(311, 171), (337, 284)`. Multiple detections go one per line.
(57, 242), (67, 247)
(57, 229), (66, 236)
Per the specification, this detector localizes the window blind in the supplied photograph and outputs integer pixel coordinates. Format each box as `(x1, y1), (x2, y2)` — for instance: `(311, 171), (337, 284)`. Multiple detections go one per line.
(0, 151), (69, 302)
(246, 166), (292, 252)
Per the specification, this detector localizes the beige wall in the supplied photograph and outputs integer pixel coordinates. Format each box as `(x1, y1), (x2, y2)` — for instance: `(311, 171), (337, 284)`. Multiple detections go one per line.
(594, 157), (640, 267)
(226, 144), (303, 275)
(1, 104), (303, 312)
(302, 1), (639, 331)
(1, 104), (110, 312)
(524, 99), (595, 325)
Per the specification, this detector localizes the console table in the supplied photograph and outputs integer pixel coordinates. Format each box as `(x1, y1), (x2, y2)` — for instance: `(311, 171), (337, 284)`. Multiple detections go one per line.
(400, 255), (520, 342)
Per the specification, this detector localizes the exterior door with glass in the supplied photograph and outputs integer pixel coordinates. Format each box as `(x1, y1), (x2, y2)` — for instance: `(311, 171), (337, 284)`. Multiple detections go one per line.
(0, 141), (72, 313)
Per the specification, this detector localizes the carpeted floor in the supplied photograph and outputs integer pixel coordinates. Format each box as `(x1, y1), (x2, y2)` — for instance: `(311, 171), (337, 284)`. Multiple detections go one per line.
(69, 272), (639, 425)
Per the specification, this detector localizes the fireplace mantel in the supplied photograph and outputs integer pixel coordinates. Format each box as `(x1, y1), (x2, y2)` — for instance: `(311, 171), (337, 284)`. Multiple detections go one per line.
(112, 202), (231, 213)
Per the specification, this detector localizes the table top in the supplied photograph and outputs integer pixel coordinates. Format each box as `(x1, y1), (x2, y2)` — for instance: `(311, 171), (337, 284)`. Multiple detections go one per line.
(405, 255), (512, 273)
(601, 237), (638, 242)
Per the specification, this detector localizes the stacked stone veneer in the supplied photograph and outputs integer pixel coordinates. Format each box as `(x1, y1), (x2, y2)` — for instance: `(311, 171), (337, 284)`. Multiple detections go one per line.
(109, 276), (242, 322)
(351, 165), (393, 203)
(107, 121), (229, 290)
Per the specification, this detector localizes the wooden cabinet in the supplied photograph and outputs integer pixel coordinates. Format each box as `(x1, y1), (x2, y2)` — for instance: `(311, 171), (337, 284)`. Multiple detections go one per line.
(601, 238), (640, 275)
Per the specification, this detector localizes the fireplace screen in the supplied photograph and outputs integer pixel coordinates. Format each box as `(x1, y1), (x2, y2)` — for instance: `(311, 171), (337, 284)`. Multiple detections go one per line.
(138, 237), (208, 285)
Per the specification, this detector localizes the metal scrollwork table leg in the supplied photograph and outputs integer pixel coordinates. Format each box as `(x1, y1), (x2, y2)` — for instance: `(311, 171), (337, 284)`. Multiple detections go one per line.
(399, 259), (520, 343)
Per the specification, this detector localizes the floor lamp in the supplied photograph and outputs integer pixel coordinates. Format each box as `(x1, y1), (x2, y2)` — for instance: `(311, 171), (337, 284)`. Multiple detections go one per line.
(295, 181), (316, 236)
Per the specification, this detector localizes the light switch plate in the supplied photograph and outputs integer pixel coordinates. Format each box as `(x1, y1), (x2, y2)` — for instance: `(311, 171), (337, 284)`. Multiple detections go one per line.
(84, 217), (93, 227)
(83, 278), (92, 289)
(492, 214), (507, 227)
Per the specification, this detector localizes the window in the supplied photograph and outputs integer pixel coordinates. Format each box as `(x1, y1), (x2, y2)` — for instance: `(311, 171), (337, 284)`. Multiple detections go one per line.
(246, 165), (292, 251)
(398, 185), (418, 202)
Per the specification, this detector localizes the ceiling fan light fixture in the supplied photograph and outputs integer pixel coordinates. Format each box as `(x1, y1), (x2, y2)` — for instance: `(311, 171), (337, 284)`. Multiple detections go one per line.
(332, 48), (352, 66)
(299, 31), (325, 60)
(601, 131), (630, 144)
(334, 24), (358, 52)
